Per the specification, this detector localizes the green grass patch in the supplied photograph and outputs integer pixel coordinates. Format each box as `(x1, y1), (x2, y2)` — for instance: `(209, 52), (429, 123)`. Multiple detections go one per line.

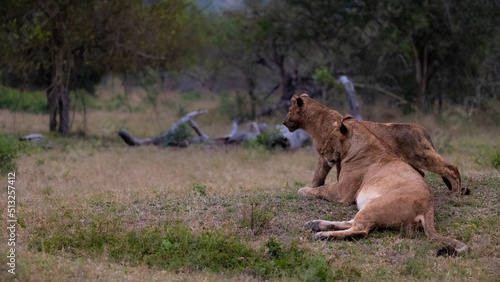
(28, 208), (337, 280)
(69, 91), (101, 111)
(181, 90), (202, 101)
(492, 151), (500, 169)
(191, 183), (207, 196)
(0, 86), (47, 113)
(472, 144), (500, 169)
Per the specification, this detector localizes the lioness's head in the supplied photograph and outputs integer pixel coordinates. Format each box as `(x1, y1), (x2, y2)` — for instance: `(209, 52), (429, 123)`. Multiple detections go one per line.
(283, 93), (310, 132)
(319, 116), (352, 164)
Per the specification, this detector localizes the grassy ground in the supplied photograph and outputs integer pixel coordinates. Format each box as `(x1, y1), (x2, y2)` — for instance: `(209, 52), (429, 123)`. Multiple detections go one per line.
(0, 91), (499, 281)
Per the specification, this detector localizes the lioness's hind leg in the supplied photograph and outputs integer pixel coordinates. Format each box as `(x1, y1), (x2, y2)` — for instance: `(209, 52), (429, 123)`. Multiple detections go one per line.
(313, 217), (370, 240)
(314, 226), (369, 241)
(304, 220), (354, 232)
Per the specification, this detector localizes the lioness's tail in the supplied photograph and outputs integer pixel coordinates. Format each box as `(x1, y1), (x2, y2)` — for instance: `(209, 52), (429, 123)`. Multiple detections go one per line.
(419, 209), (468, 255)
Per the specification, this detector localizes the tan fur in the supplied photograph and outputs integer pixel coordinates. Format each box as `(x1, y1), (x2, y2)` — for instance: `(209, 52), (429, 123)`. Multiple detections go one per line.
(299, 117), (467, 253)
(283, 94), (464, 195)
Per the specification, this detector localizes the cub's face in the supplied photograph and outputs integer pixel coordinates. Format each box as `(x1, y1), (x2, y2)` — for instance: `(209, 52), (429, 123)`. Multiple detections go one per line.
(283, 95), (306, 132)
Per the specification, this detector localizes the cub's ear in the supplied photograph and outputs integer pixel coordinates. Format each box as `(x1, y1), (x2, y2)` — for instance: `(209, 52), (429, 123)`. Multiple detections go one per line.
(340, 122), (348, 135)
(296, 97), (304, 107)
(299, 93), (310, 98)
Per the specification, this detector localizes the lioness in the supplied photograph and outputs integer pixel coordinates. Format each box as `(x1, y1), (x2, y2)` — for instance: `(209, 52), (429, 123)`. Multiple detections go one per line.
(283, 94), (466, 196)
(299, 116), (468, 254)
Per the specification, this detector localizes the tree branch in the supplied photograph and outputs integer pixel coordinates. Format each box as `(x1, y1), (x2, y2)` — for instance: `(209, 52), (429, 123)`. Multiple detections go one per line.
(116, 43), (166, 61)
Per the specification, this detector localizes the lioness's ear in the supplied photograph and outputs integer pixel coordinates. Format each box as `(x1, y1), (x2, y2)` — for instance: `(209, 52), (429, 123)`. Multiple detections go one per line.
(340, 122), (348, 135)
(296, 97), (304, 107)
(342, 115), (353, 122)
(299, 93), (310, 98)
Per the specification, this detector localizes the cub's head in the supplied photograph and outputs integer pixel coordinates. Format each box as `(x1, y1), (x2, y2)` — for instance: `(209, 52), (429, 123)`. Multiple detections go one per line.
(283, 93), (310, 132)
(319, 116), (351, 164)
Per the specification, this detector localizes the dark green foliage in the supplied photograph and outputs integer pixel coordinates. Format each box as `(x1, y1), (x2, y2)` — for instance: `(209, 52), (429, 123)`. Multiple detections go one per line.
(0, 0), (201, 135)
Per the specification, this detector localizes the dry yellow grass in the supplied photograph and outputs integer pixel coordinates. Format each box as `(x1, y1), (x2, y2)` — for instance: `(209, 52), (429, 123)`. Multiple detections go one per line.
(1, 96), (499, 281)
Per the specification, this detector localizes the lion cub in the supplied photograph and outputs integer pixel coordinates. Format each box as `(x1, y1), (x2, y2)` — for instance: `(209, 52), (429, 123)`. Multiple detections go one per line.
(299, 117), (467, 254)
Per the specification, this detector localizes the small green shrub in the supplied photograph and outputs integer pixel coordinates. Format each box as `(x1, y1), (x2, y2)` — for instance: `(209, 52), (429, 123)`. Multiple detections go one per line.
(161, 122), (193, 146)
(0, 134), (39, 174)
(255, 128), (287, 149)
(242, 128), (287, 151)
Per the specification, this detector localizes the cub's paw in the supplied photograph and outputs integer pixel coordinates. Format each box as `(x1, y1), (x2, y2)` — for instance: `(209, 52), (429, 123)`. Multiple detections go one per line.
(304, 220), (321, 232)
(298, 187), (313, 196)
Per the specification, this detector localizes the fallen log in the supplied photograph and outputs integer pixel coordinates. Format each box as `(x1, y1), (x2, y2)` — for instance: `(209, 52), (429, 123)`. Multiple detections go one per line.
(118, 110), (311, 150)
(118, 110), (208, 147)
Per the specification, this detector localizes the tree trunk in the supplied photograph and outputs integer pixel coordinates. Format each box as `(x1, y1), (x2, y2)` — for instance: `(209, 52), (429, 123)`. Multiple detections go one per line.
(248, 76), (257, 119)
(47, 51), (71, 135)
(58, 88), (70, 135)
(47, 89), (58, 132)
(414, 44), (428, 113)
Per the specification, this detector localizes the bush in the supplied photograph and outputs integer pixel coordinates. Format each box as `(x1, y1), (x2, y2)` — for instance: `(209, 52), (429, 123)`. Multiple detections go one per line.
(243, 128), (287, 151)
(0, 134), (39, 174)
(0, 86), (47, 113)
(492, 151), (500, 169)
(161, 122), (193, 146)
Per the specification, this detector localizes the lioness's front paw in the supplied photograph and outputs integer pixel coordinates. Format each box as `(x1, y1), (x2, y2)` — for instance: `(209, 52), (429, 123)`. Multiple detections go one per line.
(298, 187), (313, 196)
(304, 220), (321, 232)
(313, 232), (331, 241)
